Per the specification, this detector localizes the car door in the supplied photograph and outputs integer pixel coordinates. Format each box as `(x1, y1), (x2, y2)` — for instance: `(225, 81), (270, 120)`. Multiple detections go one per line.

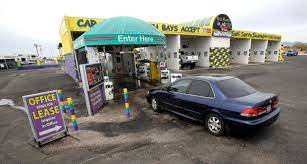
(181, 80), (215, 120)
(164, 79), (192, 113)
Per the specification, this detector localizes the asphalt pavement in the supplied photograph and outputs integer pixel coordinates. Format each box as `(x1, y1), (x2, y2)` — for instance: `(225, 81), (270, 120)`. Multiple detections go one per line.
(0, 56), (306, 164)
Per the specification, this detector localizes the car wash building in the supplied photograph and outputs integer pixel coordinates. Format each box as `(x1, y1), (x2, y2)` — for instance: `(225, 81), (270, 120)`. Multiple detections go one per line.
(59, 14), (282, 81)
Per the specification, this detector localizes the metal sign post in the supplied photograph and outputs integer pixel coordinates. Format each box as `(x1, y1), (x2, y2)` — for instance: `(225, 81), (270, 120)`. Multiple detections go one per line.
(22, 90), (67, 146)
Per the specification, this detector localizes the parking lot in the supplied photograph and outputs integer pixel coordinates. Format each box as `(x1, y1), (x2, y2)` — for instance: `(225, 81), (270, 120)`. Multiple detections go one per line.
(0, 56), (307, 163)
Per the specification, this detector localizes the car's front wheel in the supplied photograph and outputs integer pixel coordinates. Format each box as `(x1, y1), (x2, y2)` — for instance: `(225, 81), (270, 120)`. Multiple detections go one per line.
(205, 113), (225, 136)
(151, 97), (162, 112)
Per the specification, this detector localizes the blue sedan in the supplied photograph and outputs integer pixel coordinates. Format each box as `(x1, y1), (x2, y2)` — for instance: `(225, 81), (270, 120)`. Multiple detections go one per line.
(146, 75), (280, 136)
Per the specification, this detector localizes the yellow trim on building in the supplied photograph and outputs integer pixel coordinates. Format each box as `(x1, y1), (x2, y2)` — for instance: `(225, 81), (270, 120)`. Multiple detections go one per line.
(150, 22), (212, 36)
(59, 16), (282, 55)
(231, 30), (282, 41)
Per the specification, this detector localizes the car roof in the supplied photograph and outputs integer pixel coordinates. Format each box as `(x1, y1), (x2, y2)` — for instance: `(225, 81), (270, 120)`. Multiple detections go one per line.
(183, 75), (235, 83)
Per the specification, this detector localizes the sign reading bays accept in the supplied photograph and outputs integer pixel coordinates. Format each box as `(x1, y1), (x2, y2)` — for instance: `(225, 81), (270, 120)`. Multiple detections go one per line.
(23, 90), (66, 142)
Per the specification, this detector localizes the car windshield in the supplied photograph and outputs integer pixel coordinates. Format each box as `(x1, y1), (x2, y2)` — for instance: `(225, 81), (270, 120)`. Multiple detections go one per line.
(216, 78), (256, 98)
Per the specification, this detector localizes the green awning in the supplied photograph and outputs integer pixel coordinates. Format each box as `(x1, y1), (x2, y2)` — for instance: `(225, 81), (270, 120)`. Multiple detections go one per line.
(74, 16), (166, 49)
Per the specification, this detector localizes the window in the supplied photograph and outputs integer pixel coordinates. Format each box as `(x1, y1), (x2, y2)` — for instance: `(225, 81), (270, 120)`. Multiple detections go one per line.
(237, 51), (241, 55)
(254, 51), (257, 55)
(274, 51), (278, 54)
(204, 52), (208, 57)
(168, 52), (171, 58)
(174, 52), (177, 58)
(217, 78), (256, 98)
(188, 80), (214, 98)
(169, 80), (191, 93)
(260, 51), (264, 55)
(244, 51), (248, 55)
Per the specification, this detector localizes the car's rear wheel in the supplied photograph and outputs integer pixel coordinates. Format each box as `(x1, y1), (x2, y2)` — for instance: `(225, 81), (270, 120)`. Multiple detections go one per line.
(205, 113), (225, 136)
(151, 97), (162, 112)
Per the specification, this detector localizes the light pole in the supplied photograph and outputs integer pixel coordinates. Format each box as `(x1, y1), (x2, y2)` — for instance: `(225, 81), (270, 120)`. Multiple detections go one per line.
(34, 43), (40, 57)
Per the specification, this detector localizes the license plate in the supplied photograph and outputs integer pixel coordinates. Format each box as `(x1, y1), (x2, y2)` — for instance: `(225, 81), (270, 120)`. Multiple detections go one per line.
(267, 105), (272, 113)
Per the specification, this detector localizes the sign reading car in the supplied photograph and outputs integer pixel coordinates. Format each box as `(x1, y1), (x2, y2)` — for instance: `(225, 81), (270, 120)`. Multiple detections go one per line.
(65, 17), (103, 32)
(77, 19), (97, 28)
(22, 90), (67, 144)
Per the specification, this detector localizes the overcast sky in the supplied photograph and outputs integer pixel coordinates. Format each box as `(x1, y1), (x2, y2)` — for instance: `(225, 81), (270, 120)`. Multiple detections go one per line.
(0, 0), (306, 56)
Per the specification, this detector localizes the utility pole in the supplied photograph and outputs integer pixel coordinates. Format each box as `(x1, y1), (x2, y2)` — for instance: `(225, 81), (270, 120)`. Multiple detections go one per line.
(34, 43), (40, 57)
(4, 59), (8, 70)
(39, 45), (42, 57)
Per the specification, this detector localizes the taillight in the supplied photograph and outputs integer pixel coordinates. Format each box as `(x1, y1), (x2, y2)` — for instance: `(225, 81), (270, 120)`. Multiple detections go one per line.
(240, 107), (267, 117)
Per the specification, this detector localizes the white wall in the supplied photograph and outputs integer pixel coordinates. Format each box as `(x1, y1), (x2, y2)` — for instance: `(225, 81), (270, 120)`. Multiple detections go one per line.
(165, 35), (180, 70)
(143, 46), (165, 61)
(181, 38), (196, 56)
(250, 40), (268, 63)
(211, 37), (230, 47)
(195, 37), (211, 67)
(230, 39), (251, 65)
(266, 41), (280, 62)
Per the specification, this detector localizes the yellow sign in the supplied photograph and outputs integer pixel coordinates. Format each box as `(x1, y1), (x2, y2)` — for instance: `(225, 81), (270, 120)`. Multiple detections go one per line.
(231, 30), (281, 41)
(59, 16), (282, 55)
(151, 23), (212, 36)
(59, 17), (103, 54)
(65, 16), (104, 32)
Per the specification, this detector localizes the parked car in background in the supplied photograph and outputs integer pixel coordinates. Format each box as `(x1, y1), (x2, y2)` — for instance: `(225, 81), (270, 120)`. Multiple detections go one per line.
(286, 50), (298, 56)
(146, 75), (280, 136)
(179, 51), (198, 70)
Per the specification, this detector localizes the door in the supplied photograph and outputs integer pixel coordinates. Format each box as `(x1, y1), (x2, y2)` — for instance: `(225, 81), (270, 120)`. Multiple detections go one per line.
(164, 79), (192, 113)
(182, 80), (215, 120)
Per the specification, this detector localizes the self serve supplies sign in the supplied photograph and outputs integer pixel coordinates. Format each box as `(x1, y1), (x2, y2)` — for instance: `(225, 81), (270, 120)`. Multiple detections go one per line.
(23, 90), (66, 142)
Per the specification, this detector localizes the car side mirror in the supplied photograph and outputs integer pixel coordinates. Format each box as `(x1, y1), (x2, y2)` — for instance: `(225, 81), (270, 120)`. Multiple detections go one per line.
(166, 86), (177, 92)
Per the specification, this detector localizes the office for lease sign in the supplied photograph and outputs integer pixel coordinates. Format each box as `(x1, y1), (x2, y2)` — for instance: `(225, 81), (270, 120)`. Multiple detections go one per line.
(23, 90), (66, 142)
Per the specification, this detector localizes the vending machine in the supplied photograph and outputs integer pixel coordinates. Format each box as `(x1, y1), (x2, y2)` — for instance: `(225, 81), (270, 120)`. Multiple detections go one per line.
(138, 63), (150, 81)
(160, 62), (169, 83)
(104, 81), (114, 100)
(161, 70), (170, 83)
(104, 76), (109, 82)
